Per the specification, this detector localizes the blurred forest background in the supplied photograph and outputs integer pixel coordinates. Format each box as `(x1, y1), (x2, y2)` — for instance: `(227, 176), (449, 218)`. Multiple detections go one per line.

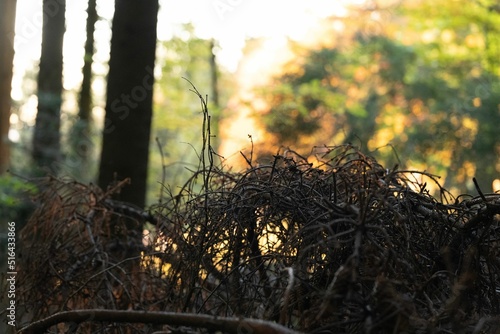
(1, 0), (500, 218)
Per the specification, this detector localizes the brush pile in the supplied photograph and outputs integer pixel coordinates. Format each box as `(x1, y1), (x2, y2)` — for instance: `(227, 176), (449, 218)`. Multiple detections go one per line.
(17, 144), (500, 333)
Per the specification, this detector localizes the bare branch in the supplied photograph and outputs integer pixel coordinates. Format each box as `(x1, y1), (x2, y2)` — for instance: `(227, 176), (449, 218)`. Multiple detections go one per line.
(18, 309), (302, 334)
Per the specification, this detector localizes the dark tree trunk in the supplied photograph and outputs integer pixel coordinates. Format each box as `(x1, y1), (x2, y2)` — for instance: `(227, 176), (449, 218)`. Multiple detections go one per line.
(33, 0), (66, 173)
(0, 0), (17, 174)
(98, 0), (159, 208)
(78, 0), (97, 125)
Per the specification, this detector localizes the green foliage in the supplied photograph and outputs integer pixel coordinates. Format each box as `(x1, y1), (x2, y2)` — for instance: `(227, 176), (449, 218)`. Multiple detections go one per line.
(0, 174), (36, 224)
(258, 0), (500, 194)
(261, 35), (415, 148)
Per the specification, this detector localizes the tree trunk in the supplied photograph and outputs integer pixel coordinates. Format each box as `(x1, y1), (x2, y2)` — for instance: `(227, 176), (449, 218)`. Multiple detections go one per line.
(209, 39), (219, 108)
(208, 38), (220, 150)
(33, 0), (66, 174)
(71, 0), (98, 181)
(0, 0), (17, 174)
(98, 0), (159, 208)
(79, 0), (97, 125)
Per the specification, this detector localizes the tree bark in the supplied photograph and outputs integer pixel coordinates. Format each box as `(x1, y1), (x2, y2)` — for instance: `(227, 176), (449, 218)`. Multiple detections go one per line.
(0, 0), (17, 174)
(98, 0), (159, 208)
(32, 0), (66, 173)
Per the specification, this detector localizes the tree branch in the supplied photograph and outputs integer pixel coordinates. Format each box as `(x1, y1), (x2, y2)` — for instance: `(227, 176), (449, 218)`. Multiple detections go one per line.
(18, 309), (301, 334)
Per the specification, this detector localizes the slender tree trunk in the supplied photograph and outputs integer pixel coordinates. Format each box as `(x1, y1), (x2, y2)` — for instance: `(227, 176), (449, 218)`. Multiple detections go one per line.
(33, 0), (66, 173)
(79, 0), (97, 125)
(208, 38), (220, 149)
(209, 39), (219, 108)
(71, 0), (97, 180)
(0, 0), (17, 174)
(98, 0), (159, 208)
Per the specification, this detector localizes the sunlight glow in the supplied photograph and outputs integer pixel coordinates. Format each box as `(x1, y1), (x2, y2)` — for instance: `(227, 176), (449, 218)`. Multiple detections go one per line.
(11, 0), (354, 150)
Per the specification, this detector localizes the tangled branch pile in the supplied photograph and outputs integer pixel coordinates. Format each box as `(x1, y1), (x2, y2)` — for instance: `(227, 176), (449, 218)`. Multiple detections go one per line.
(152, 144), (500, 333)
(16, 143), (500, 333)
